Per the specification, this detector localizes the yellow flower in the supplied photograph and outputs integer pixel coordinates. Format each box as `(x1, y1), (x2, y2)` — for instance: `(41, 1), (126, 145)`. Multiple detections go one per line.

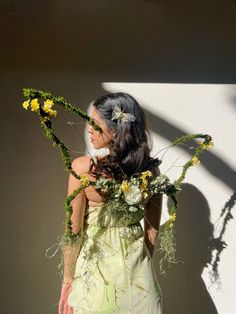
(22, 100), (30, 110)
(42, 100), (57, 117)
(191, 156), (200, 166)
(169, 212), (176, 222)
(30, 98), (40, 112)
(80, 175), (90, 187)
(120, 181), (130, 192)
(42, 105), (51, 113)
(140, 181), (148, 191)
(48, 108), (57, 117)
(143, 191), (149, 199)
(44, 99), (54, 107)
(140, 170), (152, 180)
(205, 141), (214, 150)
(140, 170), (152, 191)
(197, 140), (214, 150)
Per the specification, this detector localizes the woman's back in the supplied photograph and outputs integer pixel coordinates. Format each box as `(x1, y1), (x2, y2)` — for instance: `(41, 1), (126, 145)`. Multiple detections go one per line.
(67, 156), (163, 314)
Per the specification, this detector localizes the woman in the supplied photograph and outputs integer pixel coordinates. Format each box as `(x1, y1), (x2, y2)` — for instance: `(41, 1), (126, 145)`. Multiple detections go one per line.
(59, 92), (163, 314)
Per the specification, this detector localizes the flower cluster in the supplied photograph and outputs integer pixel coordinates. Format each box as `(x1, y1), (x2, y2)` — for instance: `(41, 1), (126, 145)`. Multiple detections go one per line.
(22, 98), (57, 117)
(42, 99), (57, 117)
(189, 139), (214, 166)
(95, 171), (177, 215)
(79, 175), (90, 188)
(140, 170), (152, 199)
(197, 139), (214, 150)
(191, 156), (200, 166)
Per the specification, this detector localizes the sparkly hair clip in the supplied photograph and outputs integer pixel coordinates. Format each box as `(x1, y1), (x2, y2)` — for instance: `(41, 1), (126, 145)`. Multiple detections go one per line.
(111, 104), (136, 123)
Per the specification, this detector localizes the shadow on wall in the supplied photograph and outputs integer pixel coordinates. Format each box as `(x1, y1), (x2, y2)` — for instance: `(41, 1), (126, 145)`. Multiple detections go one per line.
(143, 107), (236, 193)
(210, 191), (236, 283)
(155, 183), (218, 314)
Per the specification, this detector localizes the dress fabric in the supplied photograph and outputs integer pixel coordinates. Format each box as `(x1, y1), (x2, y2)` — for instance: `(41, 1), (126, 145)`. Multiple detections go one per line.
(68, 202), (162, 314)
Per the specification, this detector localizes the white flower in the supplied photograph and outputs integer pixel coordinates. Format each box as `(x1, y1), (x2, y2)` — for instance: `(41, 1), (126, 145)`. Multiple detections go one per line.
(139, 204), (145, 211)
(123, 184), (142, 205)
(128, 206), (138, 212)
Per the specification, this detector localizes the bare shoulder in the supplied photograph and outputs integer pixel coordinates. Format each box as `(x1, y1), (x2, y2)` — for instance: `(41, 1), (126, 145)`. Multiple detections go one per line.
(71, 155), (92, 175)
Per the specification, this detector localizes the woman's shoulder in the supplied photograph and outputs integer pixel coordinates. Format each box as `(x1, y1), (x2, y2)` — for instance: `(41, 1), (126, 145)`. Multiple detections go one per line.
(71, 155), (94, 175)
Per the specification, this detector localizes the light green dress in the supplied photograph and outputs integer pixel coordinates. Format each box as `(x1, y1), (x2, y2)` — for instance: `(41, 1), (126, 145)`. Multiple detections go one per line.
(68, 201), (162, 314)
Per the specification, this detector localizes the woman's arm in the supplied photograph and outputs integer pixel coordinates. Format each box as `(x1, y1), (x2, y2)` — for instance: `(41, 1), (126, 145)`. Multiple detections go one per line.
(62, 156), (90, 284)
(59, 156), (90, 314)
(144, 193), (163, 257)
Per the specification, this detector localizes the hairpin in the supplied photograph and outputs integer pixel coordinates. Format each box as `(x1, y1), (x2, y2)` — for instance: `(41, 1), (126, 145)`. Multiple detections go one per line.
(111, 104), (136, 123)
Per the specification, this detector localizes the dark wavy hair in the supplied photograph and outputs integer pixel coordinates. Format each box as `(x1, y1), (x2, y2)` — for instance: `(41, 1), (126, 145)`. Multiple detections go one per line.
(90, 92), (161, 181)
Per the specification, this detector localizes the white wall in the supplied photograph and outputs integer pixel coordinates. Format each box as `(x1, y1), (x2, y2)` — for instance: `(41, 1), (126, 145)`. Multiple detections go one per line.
(86, 82), (236, 314)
